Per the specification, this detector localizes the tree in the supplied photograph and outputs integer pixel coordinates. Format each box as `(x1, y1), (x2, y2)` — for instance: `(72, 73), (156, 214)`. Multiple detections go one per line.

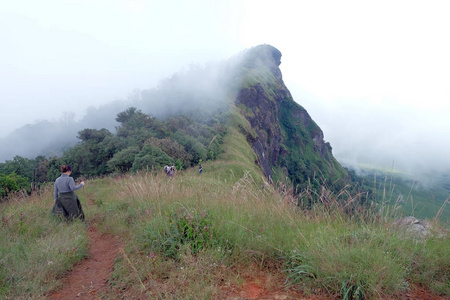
(0, 156), (34, 180)
(148, 137), (192, 168)
(107, 146), (140, 173)
(116, 108), (167, 146)
(77, 128), (112, 143)
(46, 157), (64, 182)
(33, 156), (49, 186)
(64, 128), (123, 177)
(175, 159), (183, 170)
(130, 144), (173, 172)
(63, 144), (93, 178)
(171, 131), (207, 166)
(0, 173), (29, 198)
(116, 107), (139, 124)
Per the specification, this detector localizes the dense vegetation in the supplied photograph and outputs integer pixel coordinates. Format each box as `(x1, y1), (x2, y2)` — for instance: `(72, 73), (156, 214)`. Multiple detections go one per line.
(0, 107), (226, 200)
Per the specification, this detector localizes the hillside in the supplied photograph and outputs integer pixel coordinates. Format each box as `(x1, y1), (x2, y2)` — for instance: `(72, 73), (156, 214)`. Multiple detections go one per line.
(1, 125), (448, 299)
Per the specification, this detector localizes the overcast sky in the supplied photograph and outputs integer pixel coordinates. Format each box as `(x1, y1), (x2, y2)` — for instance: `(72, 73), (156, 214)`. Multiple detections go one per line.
(1, 0), (449, 175)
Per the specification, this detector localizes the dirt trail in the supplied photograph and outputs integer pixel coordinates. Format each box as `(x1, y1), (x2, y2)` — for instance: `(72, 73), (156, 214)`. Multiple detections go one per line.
(49, 223), (121, 299)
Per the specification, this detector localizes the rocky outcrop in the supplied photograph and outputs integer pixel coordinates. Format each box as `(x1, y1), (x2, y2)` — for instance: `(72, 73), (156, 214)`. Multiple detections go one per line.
(395, 216), (433, 239)
(394, 216), (448, 239)
(234, 45), (347, 185)
(235, 83), (282, 181)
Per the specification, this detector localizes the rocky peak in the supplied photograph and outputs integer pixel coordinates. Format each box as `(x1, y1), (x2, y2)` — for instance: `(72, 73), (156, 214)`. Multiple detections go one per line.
(234, 45), (348, 187)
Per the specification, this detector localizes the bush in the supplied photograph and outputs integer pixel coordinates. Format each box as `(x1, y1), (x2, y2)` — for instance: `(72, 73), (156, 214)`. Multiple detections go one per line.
(130, 144), (173, 172)
(107, 146), (140, 173)
(0, 173), (30, 197)
(154, 207), (215, 258)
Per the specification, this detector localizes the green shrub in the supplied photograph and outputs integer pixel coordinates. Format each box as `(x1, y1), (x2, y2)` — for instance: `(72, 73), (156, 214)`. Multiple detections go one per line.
(154, 207), (215, 258)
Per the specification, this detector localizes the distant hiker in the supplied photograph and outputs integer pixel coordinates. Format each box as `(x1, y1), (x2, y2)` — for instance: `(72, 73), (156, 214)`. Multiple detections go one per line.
(164, 164), (169, 176)
(199, 164), (203, 174)
(170, 165), (176, 177)
(52, 165), (86, 221)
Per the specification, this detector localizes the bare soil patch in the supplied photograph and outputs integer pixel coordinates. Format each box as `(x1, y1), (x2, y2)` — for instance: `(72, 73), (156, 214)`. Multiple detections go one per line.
(224, 268), (447, 300)
(401, 286), (448, 300)
(221, 268), (329, 300)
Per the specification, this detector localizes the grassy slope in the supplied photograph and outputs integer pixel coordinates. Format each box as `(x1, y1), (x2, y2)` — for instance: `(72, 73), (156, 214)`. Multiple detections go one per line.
(1, 117), (449, 299)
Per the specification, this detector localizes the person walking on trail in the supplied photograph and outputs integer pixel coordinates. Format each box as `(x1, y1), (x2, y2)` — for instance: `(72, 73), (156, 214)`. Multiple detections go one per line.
(199, 164), (203, 174)
(52, 164), (86, 221)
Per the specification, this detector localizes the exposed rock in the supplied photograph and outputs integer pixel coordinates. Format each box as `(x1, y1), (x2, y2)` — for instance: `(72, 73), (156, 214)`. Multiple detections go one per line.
(394, 216), (448, 239)
(235, 83), (282, 181)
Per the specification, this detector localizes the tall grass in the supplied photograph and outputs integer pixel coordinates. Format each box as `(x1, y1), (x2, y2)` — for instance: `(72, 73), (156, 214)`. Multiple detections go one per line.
(1, 131), (448, 299)
(86, 166), (448, 299)
(0, 187), (88, 298)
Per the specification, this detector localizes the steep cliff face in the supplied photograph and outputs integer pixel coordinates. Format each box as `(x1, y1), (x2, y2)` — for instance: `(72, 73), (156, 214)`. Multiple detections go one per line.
(234, 45), (347, 187)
